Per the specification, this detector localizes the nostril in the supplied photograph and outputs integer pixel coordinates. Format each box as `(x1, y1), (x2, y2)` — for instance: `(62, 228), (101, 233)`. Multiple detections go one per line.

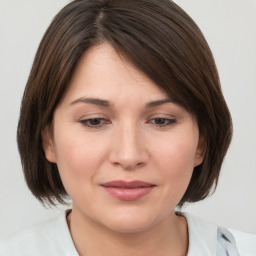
(111, 160), (145, 170)
(108, 132), (149, 170)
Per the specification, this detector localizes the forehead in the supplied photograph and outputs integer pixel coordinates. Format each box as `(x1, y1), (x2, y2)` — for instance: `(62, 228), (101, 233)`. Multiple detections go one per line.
(61, 43), (171, 105)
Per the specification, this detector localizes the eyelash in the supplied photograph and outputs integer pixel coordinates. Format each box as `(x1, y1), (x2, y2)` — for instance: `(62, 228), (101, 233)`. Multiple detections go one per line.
(147, 117), (176, 127)
(79, 118), (110, 129)
(79, 117), (176, 129)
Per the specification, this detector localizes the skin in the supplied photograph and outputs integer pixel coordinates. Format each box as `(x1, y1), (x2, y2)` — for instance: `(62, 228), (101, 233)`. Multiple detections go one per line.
(42, 43), (204, 256)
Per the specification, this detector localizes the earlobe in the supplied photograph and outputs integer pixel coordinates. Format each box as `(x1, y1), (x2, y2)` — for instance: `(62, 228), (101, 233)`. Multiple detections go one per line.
(41, 126), (56, 163)
(194, 153), (204, 167)
(194, 136), (206, 167)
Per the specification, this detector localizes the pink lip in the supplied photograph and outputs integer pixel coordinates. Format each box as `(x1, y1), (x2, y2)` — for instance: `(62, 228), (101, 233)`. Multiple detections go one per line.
(101, 180), (156, 201)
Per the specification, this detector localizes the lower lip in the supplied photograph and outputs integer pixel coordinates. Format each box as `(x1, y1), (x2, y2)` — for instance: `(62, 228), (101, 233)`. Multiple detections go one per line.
(102, 186), (155, 201)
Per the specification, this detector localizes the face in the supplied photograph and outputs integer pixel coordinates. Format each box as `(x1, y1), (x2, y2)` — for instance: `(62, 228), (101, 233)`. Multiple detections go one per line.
(42, 43), (204, 233)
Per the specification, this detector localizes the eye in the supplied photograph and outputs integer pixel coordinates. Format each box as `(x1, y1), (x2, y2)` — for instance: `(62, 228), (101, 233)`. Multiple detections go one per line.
(80, 118), (110, 128)
(149, 117), (176, 127)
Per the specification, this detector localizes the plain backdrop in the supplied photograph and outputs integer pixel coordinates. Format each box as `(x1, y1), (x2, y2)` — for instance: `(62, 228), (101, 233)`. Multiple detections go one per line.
(0, 0), (255, 237)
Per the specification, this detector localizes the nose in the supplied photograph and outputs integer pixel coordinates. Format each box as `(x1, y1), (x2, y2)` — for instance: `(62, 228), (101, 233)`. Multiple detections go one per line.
(109, 122), (149, 170)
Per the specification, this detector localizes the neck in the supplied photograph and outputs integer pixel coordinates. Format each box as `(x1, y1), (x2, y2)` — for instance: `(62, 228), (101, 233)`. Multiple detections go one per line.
(67, 207), (188, 256)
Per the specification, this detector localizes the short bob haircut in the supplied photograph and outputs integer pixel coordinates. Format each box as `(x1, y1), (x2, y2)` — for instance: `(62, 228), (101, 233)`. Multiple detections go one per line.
(17, 0), (232, 206)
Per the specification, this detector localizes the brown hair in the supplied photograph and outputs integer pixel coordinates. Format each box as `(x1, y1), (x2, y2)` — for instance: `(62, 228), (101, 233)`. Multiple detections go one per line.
(17, 0), (232, 206)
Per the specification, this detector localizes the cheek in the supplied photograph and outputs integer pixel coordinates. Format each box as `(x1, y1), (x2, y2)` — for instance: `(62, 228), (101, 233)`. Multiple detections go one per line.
(53, 129), (108, 183)
(153, 137), (197, 193)
(52, 134), (107, 202)
(155, 136), (197, 172)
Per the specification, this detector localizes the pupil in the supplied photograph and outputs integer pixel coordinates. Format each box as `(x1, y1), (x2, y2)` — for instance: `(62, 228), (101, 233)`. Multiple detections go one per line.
(155, 118), (165, 124)
(90, 118), (101, 125)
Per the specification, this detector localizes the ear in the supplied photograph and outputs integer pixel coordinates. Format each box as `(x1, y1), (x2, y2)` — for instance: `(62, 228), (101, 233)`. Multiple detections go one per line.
(41, 126), (56, 163)
(194, 136), (206, 167)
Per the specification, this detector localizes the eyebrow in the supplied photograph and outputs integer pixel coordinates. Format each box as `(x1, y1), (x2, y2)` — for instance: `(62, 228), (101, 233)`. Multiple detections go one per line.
(145, 99), (175, 108)
(70, 97), (112, 107)
(70, 97), (175, 108)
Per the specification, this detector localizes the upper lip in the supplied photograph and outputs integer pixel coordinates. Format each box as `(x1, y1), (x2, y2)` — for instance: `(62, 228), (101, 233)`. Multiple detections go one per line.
(101, 180), (155, 188)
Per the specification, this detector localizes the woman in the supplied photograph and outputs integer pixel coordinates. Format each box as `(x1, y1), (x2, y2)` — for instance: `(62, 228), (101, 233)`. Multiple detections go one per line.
(1, 0), (255, 255)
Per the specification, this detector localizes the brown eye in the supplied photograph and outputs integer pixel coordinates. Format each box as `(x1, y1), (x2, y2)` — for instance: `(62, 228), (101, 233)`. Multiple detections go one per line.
(149, 118), (176, 127)
(88, 118), (103, 126)
(80, 118), (110, 128)
(154, 118), (167, 125)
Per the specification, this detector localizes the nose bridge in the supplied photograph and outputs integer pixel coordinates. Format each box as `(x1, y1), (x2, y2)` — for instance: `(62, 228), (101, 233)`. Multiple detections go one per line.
(109, 119), (147, 170)
(119, 121), (139, 153)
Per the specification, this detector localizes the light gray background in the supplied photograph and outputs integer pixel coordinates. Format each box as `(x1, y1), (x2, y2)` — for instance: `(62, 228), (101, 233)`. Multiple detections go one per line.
(0, 0), (255, 237)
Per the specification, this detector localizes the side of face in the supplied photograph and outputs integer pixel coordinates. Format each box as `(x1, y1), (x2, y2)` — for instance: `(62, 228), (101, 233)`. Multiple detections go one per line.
(42, 43), (204, 233)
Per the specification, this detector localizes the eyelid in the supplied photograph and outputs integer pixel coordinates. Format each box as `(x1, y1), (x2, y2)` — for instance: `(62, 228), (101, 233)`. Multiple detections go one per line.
(146, 112), (176, 120)
(79, 117), (111, 129)
(76, 112), (111, 128)
(146, 113), (177, 127)
(76, 112), (109, 121)
(147, 117), (176, 125)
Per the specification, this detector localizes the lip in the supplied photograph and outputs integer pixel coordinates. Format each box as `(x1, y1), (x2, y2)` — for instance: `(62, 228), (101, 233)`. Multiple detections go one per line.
(101, 180), (156, 201)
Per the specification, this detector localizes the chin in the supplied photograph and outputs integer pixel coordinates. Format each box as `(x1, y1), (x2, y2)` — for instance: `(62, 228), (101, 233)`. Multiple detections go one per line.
(105, 219), (155, 234)
(98, 209), (166, 234)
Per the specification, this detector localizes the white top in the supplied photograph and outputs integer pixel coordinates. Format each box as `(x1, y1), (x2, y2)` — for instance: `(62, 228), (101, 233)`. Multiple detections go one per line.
(0, 211), (255, 255)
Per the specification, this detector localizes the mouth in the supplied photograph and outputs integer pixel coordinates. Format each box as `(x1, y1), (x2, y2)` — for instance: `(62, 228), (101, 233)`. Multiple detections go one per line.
(101, 180), (156, 201)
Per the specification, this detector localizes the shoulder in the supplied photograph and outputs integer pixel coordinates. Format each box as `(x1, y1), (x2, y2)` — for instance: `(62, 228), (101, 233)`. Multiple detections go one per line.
(182, 212), (217, 255)
(228, 228), (256, 254)
(183, 212), (256, 255)
(0, 211), (78, 256)
(0, 217), (57, 255)
(0, 217), (59, 256)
